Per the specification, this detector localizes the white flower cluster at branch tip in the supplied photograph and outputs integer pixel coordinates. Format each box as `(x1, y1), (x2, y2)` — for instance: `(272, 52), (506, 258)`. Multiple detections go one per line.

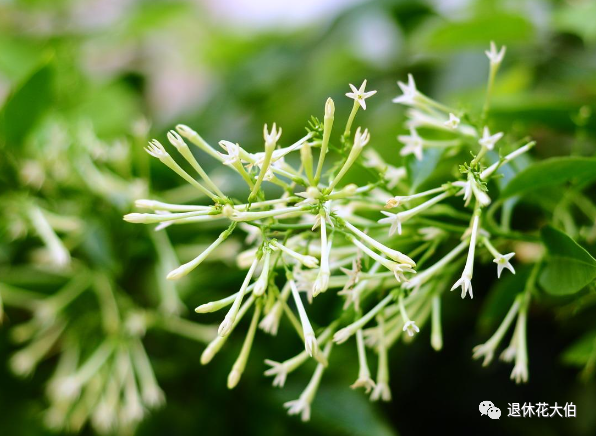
(124, 42), (538, 420)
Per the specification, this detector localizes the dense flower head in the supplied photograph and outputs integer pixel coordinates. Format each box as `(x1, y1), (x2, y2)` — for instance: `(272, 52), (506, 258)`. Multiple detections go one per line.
(125, 42), (537, 421)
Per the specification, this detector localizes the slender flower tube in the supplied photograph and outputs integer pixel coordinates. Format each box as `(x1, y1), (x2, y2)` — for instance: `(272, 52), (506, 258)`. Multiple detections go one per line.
(167, 130), (226, 198)
(259, 281), (291, 335)
(480, 141), (536, 180)
(290, 280), (321, 360)
(403, 240), (468, 291)
(175, 124), (223, 161)
(314, 98), (335, 184)
(472, 295), (521, 366)
(343, 220), (415, 266)
(228, 301), (262, 389)
(253, 248), (272, 296)
(399, 293), (419, 337)
(333, 294), (393, 344)
(312, 212), (330, 297)
(328, 127), (370, 191)
(249, 123), (282, 202)
(511, 292), (530, 384)
(28, 206), (70, 267)
(349, 237), (414, 283)
(201, 296), (254, 365)
(385, 186), (446, 208)
(350, 328), (376, 393)
(378, 192), (451, 236)
(431, 295), (442, 351)
(145, 140), (218, 202)
(451, 209), (481, 299)
(284, 341), (333, 422)
(167, 223), (236, 280)
(270, 240), (319, 268)
(219, 258), (259, 337)
(370, 315), (391, 402)
(264, 324), (336, 388)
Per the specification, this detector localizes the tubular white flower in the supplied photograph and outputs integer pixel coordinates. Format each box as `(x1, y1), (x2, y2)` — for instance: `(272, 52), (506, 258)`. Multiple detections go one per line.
(349, 237), (414, 283)
(483, 237), (515, 278)
(392, 74), (418, 106)
(328, 127), (370, 191)
(511, 297), (529, 384)
(167, 130), (226, 198)
(290, 280), (321, 360)
(284, 341), (333, 422)
(431, 295), (442, 351)
(451, 211), (481, 299)
(201, 296), (254, 365)
(345, 79), (377, 110)
(370, 315), (391, 402)
(378, 191), (451, 236)
(478, 126), (503, 151)
(399, 294), (419, 337)
(145, 140), (218, 201)
(253, 248), (272, 297)
(228, 301), (262, 389)
(398, 127), (423, 161)
(259, 281), (291, 335)
(472, 296), (521, 366)
(314, 98), (335, 184)
(343, 220), (415, 266)
(167, 224), (235, 280)
(385, 186), (446, 209)
(175, 124), (222, 160)
(333, 294), (393, 344)
(270, 239), (319, 268)
(350, 328), (376, 393)
(312, 213), (330, 297)
(485, 41), (506, 66)
(480, 141), (535, 180)
(219, 259), (259, 337)
(444, 113), (460, 129)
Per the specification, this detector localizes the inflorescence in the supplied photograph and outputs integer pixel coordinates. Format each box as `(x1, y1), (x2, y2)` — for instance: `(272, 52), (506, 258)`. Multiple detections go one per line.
(125, 42), (536, 421)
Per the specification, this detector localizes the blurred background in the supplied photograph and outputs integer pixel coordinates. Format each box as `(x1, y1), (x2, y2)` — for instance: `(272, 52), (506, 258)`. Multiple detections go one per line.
(1, 0), (596, 435)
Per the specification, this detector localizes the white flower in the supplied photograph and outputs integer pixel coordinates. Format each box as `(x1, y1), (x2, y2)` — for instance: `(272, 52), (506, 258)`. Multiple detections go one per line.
(353, 126), (371, 149)
(145, 140), (169, 160)
(218, 140), (241, 165)
(494, 252), (515, 278)
(444, 113), (460, 129)
(398, 128), (423, 161)
(500, 343), (517, 363)
(472, 343), (496, 367)
(351, 376), (376, 394)
(378, 211), (402, 236)
(296, 186), (322, 206)
(370, 381), (391, 402)
(451, 275), (473, 299)
(402, 320), (420, 337)
(385, 165), (407, 189)
(485, 41), (506, 66)
(345, 79), (377, 110)
(510, 362), (528, 384)
(478, 126), (503, 150)
(264, 359), (289, 387)
(263, 123), (282, 147)
(312, 270), (330, 298)
(392, 74), (418, 106)
(284, 398), (311, 422)
(259, 302), (283, 335)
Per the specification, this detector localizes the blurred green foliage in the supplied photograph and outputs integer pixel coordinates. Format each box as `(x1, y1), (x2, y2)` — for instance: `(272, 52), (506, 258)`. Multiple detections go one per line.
(1, 0), (596, 435)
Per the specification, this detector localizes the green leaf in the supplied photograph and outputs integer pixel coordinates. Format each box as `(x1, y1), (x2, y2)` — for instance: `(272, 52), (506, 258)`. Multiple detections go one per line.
(501, 157), (596, 198)
(415, 13), (534, 52)
(0, 60), (53, 146)
(539, 226), (596, 296)
(562, 331), (596, 367)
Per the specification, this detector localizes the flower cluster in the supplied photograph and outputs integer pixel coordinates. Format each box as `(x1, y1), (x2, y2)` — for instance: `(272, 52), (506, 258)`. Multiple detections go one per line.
(126, 42), (537, 421)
